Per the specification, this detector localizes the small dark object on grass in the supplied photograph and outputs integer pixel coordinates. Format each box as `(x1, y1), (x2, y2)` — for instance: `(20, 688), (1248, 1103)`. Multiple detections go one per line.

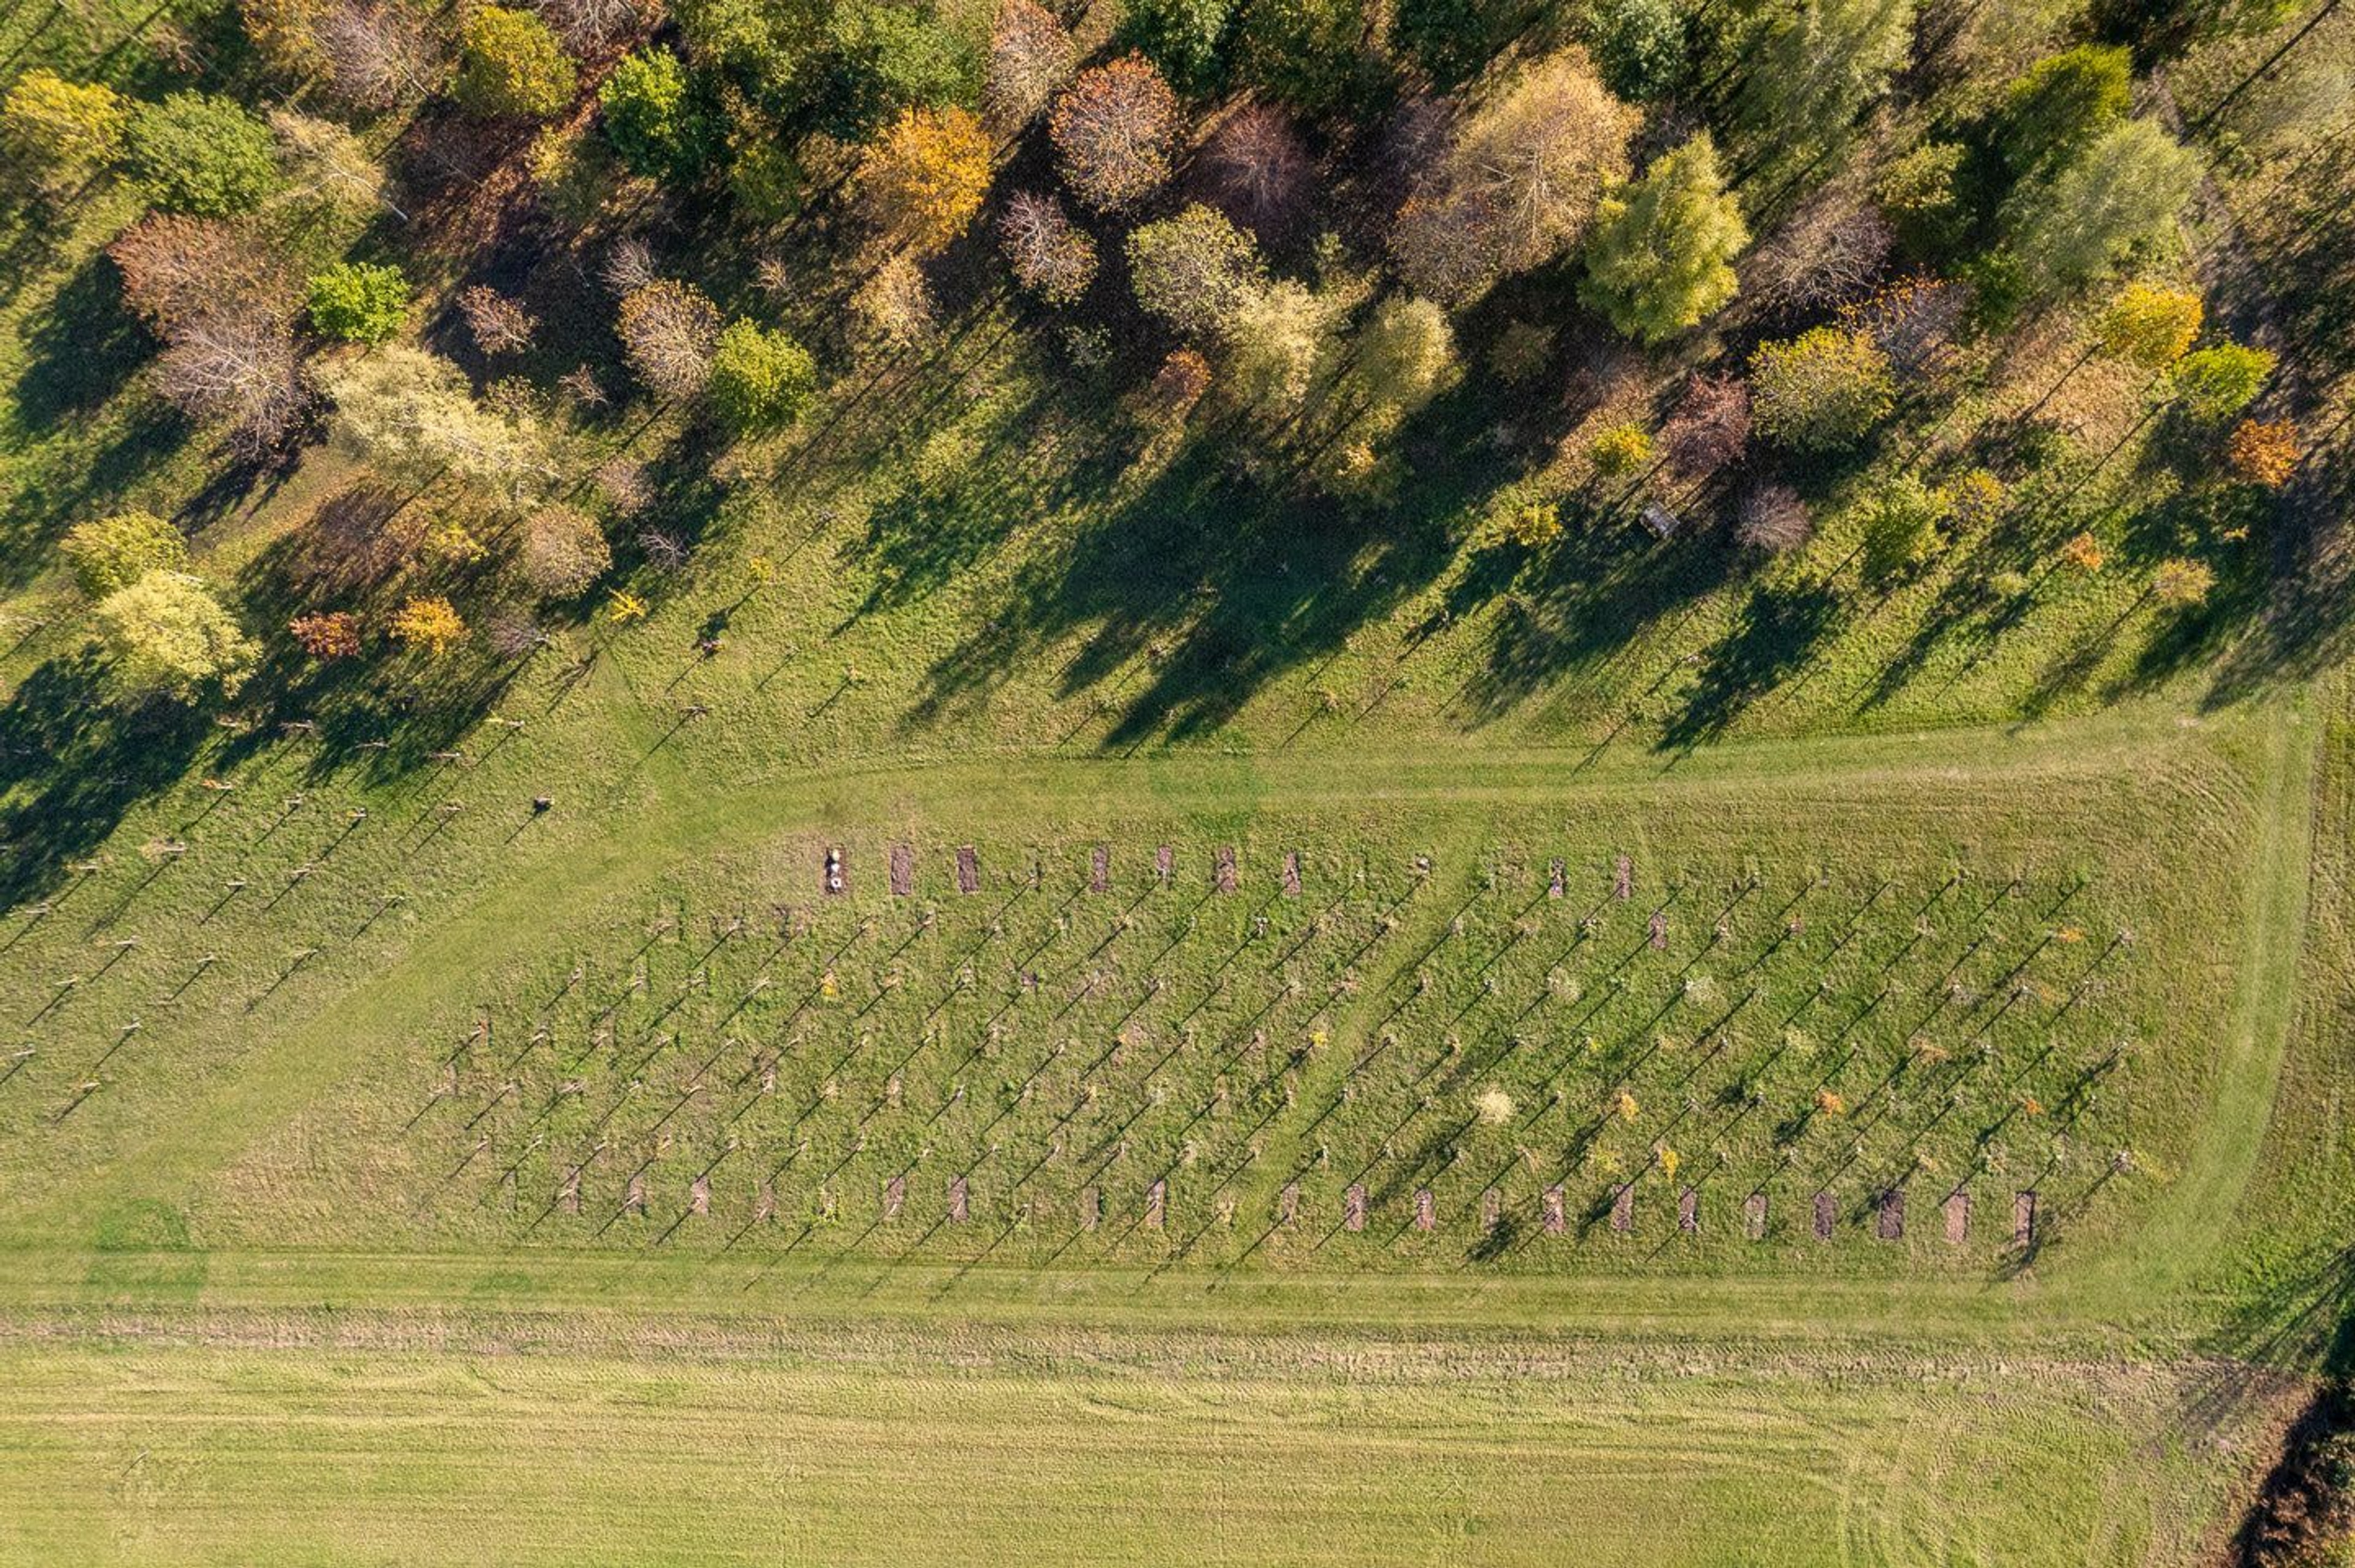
(532, 795), (553, 813)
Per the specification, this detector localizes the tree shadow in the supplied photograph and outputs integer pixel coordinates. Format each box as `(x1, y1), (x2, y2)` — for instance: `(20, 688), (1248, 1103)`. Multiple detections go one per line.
(1658, 574), (1848, 752)
(10, 247), (150, 434)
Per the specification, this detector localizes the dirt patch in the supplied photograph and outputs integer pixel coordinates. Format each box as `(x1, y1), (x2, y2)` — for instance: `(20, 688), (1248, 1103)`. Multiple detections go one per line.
(1277, 1183), (1298, 1225)
(1282, 852), (1302, 897)
(948, 1176), (969, 1223)
(1145, 1179), (1166, 1229)
(1812, 1191), (1834, 1240)
(1614, 855), (1633, 900)
(1943, 1189), (1970, 1244)
(890, 844), (914, 897)
(1155, 844), (1173, 882)
(1679, 1187), (1698, 1234)
(1480, 1188), (1501, 1231)
(755, 1180), (775, 1223)
(1877, 1188), (1905, 1241)
(624, 1171), (646, 1215)
(2013, 1189), (2037, 1247)
(1744, 1191), (1767, 1240)
(1090, 845), (1110, 892)
(955, 846), (979, 894)
(689, 1175), (710, 1217)
(1344, 1182), (1366, 1232)
(1543, 1186), (1566, 1234)
(1079, 1185), (1100, 1230)
(1216, 846), (1238, 893)
(1549, 859), (1566, 898)
(1414, 1188), (1434, 1231)
(1610, 1185), (1633, 1233)
(1648, 909), (1668, 949)
(882, 1174), (904, 1221)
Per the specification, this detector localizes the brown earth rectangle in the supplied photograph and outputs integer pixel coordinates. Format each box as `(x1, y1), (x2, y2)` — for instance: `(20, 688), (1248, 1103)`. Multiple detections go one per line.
(1216, 846), (1238, 893)
(1146, 1179), (1166, 1229)
(1079, 1186), (1100, 1230)
(689, 1175), (709, 1216)
(1480, 1189), (1501, 1232)
(955, 846), (979, 894)
(889, 844), (914, 897)
(1549, 859), (1566, 898)
(1943, 1189), (1970, 1244)
(1813, 1191), (1834, 1240)
(1745, 1192), (1767, 1240)
(1344, 1183), (1365, 1232)
(1679, 1187), (1698, 1234)
(1155, 845), (1173, 882)
(1282, 852), (1301, 897)
(1877, 1188), (1905, 1241)
(948, 1176), (969, 1222)
(2015, 1190), (2037, 1246)
(1543, 1186), (1565, 1234)
(1414, 1188), (1434, 1231)
(1610, 1185), (1633, 1233)
(1090, 845), (1110, 892)
(882, 1174), (904, 1220)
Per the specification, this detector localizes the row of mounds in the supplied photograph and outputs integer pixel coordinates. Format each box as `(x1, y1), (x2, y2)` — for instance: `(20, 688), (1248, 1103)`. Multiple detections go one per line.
(822, 845), (1652, 900)
(559, 1168), (2042, 1249)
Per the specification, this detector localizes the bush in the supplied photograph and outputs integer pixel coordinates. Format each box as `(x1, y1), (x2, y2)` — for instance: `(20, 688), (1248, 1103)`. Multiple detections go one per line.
(389, 594), (468, 654)
(1125, 204), (1263, 337)
(61, 511), (190, 599)
(858, 104), (990, 253)
(709, 319), (818, 430)
(1859, 475), (1949, 581)
(1589, 423), (1653, 477)
(307, 261), (412, 343)
(455, 5), (578, 120)
(123, 93), (282, 216)
(1748, 327), (1895, 450)
(2172, 342), (2275, 423)
(519, 506), (613, 596)
(289, 610), (363, 658)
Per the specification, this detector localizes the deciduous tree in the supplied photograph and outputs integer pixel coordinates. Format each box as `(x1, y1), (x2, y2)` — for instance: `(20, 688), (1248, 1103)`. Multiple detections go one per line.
(0, 71), (127, 193)
(311, 0), (439, 108)
(616, 279), (722, 399)
(2094, 281), (2203, 369)
(987, 0), (1076, 126)
(518, 505), (613, 595)
(321, 346), (553, 500)
(289, 610), (363, 657)
(708, 319), (818, 430)
(389, 594), (467, 654)
(1126, 204), (1265, 337)
(2170, 341), (2274, 422)
(1579, 132), (1747, 343)
(1748, 326), (1894, 449)
(997, 190), (1098, 304)
(61, 511), (189, 599)
(123, 93), (283, 215)
(859, 104), (991, 253)
(1050, 53), (1179, 211)
(307, 261), (412, 343)
(92, 572), (258, 699)
(2005, 118), (2200, 297)
(454, 4), (578, 119)
(1200, 104), (1312, 239)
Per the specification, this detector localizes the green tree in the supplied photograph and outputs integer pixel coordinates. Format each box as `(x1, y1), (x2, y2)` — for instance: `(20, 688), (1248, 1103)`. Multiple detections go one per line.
(1875, 140), (1967, 254)
(1859, 475), (1950, 581)
(2170, 342), (2273, 422)
(1120, 0), (1235, 96)
(1126, 204), (1265, 337)
(1387, 0), (1503, 89)
(816, 0), (982, 138)
(454, 5), (578, 119)
(1591, 0), (1685, 101)
(710, 320), (818, 430)
(0, 71), (127, 192)
(1580, 132), (1747, 343)
(1235, 0), (1366, 115)
(91, 572), (257, 700)
(1736, 0), (1913, 179)
(1997, 45), (2131, 178)
(123, 93), (282, 216)
(61, 511), (188, 599)
(307, 261), (412, 343)
(600, 48), (713, 180)
(2006, 118), (2199, 297)
(1748, 326), (1895, 449)
(672, 0), (820, 102)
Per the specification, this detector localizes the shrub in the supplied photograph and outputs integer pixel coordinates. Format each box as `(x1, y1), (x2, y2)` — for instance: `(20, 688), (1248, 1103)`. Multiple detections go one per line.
(2226, 418), (2297, 487)
(2152, 557), (2216, 607)
(850, 253), (938, 350)
(289, 610), (363, 657)
(1589, 423), (1653, 477)
(92, 572), (258, 700)
(2061, 530), (2106, 572)
(1858, 475), (1950, 581)
(1736, 481), (1812, 553)
(123, 93), (282, 215)
(2094, 281), (2203, 369)
(1659, 373), (1750, 477)
(1050, 54), (1178, 211)
(997, 190), (1098, 305)
(307, 261), (412, 343)
(454, 5), (578, 120)
(61, 511), (190, 599)
(2172, 343), (2275, 423)
(389, 594), (467, 653)
(1501, 502), (1561, 548)
(709, 320), (818, 430)
(1748, 327), (1895, 450)
(0, 71), (128, 190)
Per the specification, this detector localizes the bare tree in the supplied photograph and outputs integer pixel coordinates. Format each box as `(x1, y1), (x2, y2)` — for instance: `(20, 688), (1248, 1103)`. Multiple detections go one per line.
(1846, 277), (1972, 384)
(985, 0), (1074, 130)
(311, 0), (437, 109)
(1201, 105), (1313, 240)
(594, 456), (654, 514)
(1660, 373), (1752, 479)
(602, 235), (660, 299)
(459, 285), (537, 356)
(1736, 481), (1813, 553)
(1743, 186), (1893, 315)
(272, 111), (396, 218)
(153, 309), (307, 453)
(636, 527), (687, 570)
(851, 254), (938, 352)
(616, 280), (719, 399)
(109, 215), (288, 331)
(534, 0), (653, 52)
(997, 189), (1097, 305)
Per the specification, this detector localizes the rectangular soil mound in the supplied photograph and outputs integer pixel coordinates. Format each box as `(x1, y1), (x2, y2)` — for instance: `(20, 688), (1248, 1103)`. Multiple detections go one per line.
(1480, 1189), (1501, 1232)
(1543, 1186), (1566, 1235)
(1610, 1185), (1633, 1233)
(1344, 1183), (1366, 1232)
(955, 846), (979, 894)
(890, 844), (914, 897)
(1812, 1191), (1834, 1240)
(1877, 1188), (1905, 1241)
(1943, 1190), (1970, 1243)
(1744, 1192), (1767, 1240)
(1679, 1187), (1699, 1234)
(1277, 1183), (1298, 1225)
(948, 1176), (969, 1223)
(1282, 852), (1302, 897)
(1079, 1185), (1100, 1230)
(1215, 846), (1238, 894)
(883, 1174), (904, 1220)
(1090, 845), (1110, 892)
(1145, 1179), (1166, 1229)
(2014, 1190), (2037, 1247)
(1414, 1188), (1434, 1231)
(1155, 845), (1174, 882)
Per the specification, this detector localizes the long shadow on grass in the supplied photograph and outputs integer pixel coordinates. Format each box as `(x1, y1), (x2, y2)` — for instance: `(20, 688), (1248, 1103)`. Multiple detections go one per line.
(903, 383), (1512, 746)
